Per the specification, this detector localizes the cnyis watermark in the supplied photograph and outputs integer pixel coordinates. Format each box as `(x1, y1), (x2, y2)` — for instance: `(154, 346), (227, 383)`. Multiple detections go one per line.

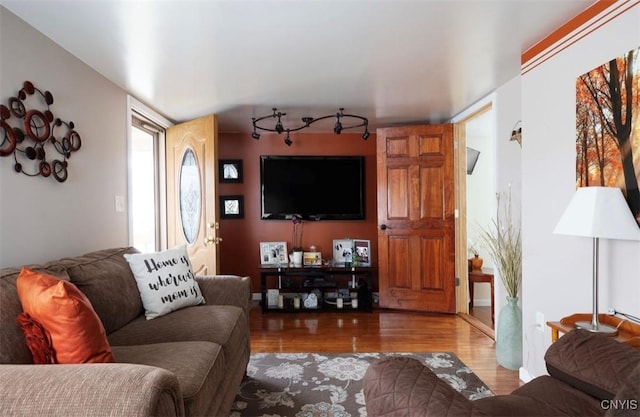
(601, 400), (638, 411)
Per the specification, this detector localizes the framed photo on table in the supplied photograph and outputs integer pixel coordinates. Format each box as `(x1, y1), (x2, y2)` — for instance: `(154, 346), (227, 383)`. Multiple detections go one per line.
(219, 159), (243, 183)
(353, 239), (371, 266)
(220, 195), (244, 219)
(332, 239), (353, 263)
(303, 251), (322, 266)
(260, 241), (288, 265)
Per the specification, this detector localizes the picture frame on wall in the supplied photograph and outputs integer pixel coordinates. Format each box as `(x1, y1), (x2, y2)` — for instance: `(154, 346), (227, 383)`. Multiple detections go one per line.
(332, 239), (353, 263)
(219, 159), (243, 183)
(353, 239), (371, 266)
(260, 241), (288, 265)
(219, 195), (244, 219)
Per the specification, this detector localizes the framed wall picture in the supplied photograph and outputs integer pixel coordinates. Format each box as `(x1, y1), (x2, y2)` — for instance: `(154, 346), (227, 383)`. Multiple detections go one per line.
(219, 159), (243, 183)
(332, 239), (353, 263)
(353, 239), (371, 266)
(219, 195), (244, 219)
(260, 241), (288, 265)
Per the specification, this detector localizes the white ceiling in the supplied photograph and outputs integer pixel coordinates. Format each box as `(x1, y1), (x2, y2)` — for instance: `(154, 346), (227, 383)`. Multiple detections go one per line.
(1, 0), (593, 133)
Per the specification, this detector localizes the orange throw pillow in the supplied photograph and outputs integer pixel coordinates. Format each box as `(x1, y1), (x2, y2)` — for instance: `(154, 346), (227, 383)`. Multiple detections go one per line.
(16, 312), (56, 364)
(16, 268), (115, 364)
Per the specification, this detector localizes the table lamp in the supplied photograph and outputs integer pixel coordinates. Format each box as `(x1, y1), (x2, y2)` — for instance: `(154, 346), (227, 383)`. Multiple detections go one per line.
(553, 186), (640, 335)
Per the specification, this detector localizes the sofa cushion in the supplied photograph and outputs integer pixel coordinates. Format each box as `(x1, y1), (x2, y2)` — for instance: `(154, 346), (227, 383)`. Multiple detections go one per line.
(65, 247), (143, 334)
(1, 267), (35, 364)
(112, 341), (224, 417)
(510, 375), (604, 416)
(474, 393), (580, 417)
(545, 330), (640, 400)
(107, 305), (247, 372)
(16, 268), (115, 364)
(363, 356), (489, 417)
(123, 245), (205, 320)
(1, 264), (71, 364)
(605, 363), (640, 417)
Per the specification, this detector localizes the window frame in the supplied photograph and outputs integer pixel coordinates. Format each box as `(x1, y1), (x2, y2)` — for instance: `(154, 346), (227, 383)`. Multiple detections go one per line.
(127, 96), (172, 251)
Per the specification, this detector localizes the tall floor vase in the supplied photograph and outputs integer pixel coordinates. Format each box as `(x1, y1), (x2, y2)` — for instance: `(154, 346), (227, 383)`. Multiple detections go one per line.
(496, 296), (523, 370)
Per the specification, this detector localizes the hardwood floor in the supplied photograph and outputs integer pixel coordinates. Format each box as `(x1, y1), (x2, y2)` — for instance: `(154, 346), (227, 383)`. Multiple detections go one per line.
(470, 306), (494, 329)
(249, 304), (522, 395)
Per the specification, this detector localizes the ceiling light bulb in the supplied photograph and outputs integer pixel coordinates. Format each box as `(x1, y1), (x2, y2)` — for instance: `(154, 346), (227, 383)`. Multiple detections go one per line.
(334, 121), (343, 134)
(362, 130), (370, 140)
(284, 137), (293, 146)
(251, 131), (260, 140)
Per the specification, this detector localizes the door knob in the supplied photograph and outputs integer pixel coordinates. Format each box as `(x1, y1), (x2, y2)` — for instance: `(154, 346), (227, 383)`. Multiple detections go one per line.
(380, 224), (390, 230)
(204, 236), (215, 245)
(215, 237), (223, 244)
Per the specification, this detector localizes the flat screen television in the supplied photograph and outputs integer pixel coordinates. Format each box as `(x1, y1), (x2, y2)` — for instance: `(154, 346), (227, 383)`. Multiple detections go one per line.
(260, 155), (365, 220)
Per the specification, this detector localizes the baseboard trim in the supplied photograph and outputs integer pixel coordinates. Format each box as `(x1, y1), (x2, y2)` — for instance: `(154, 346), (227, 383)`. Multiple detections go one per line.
(458, 313), (494, 340)
(519, 367), (534, 383)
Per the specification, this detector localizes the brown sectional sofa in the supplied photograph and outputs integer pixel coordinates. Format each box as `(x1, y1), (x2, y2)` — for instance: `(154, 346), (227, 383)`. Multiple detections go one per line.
(363, 329), (640, 417)
(0, 247), (252, 417)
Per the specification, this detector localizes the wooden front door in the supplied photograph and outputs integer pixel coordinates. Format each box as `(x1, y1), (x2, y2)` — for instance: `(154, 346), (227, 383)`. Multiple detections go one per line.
(166, 114), (220, 275)
(376, 124), (456, 312)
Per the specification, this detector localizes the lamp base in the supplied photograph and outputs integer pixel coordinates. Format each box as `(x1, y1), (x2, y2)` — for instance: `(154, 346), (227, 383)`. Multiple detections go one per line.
(574, 321), (618, 336)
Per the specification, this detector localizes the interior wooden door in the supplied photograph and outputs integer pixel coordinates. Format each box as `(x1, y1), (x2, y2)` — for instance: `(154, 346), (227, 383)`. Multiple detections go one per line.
(376, 124), (456, 312)
(166, 114), (220, 275)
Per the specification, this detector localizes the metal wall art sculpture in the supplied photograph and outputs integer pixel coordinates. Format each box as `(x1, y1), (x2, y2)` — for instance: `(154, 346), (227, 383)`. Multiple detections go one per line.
(0, 81), (81, 182)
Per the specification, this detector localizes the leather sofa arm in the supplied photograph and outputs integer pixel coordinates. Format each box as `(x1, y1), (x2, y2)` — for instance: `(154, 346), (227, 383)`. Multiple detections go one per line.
(364, 356), (489, 417)
(0, 363), (184, 417)
(196, 275), (252, 317)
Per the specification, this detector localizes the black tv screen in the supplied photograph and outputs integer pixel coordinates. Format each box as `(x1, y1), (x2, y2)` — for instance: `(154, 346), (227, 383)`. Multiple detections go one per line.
(261, 155), (365, 220)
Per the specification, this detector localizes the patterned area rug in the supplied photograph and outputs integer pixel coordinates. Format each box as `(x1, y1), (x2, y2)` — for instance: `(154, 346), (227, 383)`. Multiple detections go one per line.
(229, 352), (493, 417)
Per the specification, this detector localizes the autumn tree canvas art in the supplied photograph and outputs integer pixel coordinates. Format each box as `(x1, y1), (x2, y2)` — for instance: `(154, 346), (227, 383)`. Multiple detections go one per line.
(576, 47), (640, 226)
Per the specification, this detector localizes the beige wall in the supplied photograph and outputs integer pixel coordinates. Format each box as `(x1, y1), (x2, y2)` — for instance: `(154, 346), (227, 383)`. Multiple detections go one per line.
(521, 3), (640, 377)
(0, 7), (129, 267)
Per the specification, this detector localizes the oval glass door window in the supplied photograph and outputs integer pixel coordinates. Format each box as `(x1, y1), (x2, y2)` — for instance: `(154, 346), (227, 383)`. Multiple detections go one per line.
(179, 148), (201, 244)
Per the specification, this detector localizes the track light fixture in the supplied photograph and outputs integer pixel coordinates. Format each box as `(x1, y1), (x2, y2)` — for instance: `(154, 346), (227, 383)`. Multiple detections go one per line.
(284, 131), (293, 147)
(251, 107), (369, 145)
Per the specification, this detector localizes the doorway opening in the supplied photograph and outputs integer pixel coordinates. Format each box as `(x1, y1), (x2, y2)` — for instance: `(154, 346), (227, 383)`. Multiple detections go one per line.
(465, 111), (495, 330)
(454, 104), (496, 338)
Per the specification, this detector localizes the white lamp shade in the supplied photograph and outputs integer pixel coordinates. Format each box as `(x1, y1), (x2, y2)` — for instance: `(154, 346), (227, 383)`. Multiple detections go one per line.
(554, 186), (640, 240)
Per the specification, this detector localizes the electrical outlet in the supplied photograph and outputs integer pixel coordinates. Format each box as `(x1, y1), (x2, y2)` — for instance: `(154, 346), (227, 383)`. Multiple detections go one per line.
(535, 312), (545, 330)
(114, 195), (125, 212)
(607, 308), (616, 315)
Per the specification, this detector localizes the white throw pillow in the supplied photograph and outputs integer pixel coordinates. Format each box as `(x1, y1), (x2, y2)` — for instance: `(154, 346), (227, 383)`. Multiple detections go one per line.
(124, 245), (205, 319)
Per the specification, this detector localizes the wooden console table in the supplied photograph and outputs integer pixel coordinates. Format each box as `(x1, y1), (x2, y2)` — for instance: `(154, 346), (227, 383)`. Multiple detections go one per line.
(547, 313), (640, 347)
(468, 269), (494, 323)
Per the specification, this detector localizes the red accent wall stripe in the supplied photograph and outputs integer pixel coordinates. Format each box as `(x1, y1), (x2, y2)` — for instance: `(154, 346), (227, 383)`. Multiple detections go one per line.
(521, 0), (637, 74)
